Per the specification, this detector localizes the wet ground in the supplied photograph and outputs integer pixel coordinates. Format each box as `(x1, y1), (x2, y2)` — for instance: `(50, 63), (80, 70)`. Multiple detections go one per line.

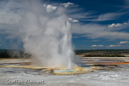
(0, 57), (129, 86)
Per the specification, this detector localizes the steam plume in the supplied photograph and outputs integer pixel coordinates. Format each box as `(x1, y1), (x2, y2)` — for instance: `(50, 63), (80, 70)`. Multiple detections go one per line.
(3, 0), (75, 68)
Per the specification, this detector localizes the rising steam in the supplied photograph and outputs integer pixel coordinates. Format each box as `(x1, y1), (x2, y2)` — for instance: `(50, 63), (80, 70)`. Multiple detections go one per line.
(2, 0), (75, 68)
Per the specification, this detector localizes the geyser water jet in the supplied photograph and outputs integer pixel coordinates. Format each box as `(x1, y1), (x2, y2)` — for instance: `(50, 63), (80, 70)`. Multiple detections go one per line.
(16, 0), (75, 68)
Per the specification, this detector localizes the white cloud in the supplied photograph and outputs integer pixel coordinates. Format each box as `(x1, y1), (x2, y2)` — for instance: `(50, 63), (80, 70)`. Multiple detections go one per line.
(91, 45), (104, 47)
(61, 2), (74, 8)
(68, 12), (96, 21)
(120, 41), (129, 44)
(108, 45), (121, 47)
(108, 22), (128, 28)
(85, 12), (124, 21)
(91, 45), (97, 47)
(108, 23), (122, 28)
(97, 13), (122, 21)
(72, 19), (79, 22)
(46, 5), (57, 12)
(71, 23), (129, 40)
(64, 4), (96, 21)
(65, 3), (125, 22)
(68, 18), (79, 22)
(1, 0), (129, 42)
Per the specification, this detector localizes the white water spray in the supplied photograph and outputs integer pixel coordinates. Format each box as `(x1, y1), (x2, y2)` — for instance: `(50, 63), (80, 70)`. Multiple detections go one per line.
(16, 0), (75, 68)
(0, 0), (75, 68)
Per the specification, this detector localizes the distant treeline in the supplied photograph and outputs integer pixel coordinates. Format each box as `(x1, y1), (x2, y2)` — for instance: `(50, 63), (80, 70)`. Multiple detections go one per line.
(0, 49), (129, 58)
(84, 54), (125, 57)
(75, 49), (129, 57)
(0, 49), (31, 58)
(75, 49), (129, 55)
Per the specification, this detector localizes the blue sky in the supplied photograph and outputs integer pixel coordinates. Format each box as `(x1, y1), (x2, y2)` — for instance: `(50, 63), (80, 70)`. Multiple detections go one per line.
(0, 0), (129, 49)
(59, 0), (129, 49)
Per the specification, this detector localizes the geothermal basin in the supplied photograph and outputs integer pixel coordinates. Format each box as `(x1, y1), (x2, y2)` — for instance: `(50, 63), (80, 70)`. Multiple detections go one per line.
(0, 57), (129, 86)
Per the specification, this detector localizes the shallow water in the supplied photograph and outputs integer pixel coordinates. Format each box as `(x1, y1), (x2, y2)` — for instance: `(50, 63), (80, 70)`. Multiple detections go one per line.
(0, 65), (129, 86)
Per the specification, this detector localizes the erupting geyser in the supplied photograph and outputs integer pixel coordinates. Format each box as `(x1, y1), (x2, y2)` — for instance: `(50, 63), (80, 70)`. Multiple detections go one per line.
(17, 0), (75, 68)
(0, 0), (101, 75)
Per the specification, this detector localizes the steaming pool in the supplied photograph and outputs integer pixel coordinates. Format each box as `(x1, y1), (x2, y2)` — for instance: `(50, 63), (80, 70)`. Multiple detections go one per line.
(0, 64), (129, 86)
